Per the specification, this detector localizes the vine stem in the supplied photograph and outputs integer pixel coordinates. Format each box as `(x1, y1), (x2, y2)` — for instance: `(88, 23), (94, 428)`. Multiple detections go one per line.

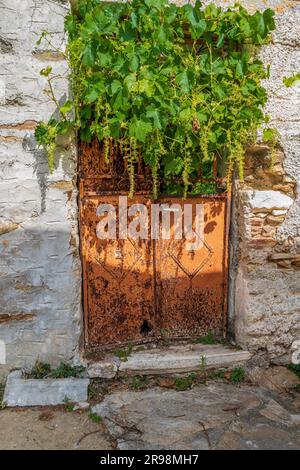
(47, 77), (66, 120)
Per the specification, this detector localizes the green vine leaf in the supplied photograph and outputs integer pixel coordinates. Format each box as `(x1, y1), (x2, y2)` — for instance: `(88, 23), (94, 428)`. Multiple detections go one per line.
(129, 118), (153, 142)
(283, 73), (300, 88)
(40, 66), (52, 77)
(59, 100), (73, 115)
(176, 71), (193, 93)
(36, 0), (277, 196)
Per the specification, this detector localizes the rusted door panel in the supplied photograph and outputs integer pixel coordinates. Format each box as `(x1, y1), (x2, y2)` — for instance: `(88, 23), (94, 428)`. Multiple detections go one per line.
(80, 195), (228, 348)
(156, 197), (228, 338)
(80, 196), (156, 348)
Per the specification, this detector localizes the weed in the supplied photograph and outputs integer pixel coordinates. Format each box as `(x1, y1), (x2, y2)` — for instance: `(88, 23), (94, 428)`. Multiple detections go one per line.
(114, 345), (133, 363)
(88, 379), (110, 402)
(174, 373), (196, 391)
(25, 360), (85, 379)
(200, 355), (207, 375)
(28, 360), (52, 379)
(49, 362), (85, 379)
(130, 375), (149, 390)
(229, 367), (245, 383)
(287, 364), (300, 379)
(196, 332), (221, 345)
(89, 412), (102, 424)
(63, 396), (75, 412)
(88, 381), (99, 400)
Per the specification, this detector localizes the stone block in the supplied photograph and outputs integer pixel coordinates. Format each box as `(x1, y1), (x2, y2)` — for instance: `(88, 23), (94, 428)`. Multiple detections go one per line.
(270, 253), (299, 261)
(87, 345), (252, 377)
(245, 190), (294, 212)
(87, 361), (117, 379)
(3, 370), (89, 407)
(118, 345), (252, 376)
(272, 209), (287, 216)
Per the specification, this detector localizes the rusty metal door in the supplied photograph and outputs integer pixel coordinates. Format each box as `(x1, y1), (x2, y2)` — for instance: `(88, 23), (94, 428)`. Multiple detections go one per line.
(79, 140), (229, 350)
(80, 195), (156, 347)
(156, 196), (228, 339)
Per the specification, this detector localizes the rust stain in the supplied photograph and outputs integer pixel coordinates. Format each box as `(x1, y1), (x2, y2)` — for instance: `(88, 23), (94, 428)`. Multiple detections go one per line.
(0, 136), (23, 142)
(15, 283), (34, 292)
(48, 181), (73, 192)
(0, 120), (37, 130)
(14, 283), (43, 292)
(32, 50), (65, 61)
(0, 222), (19, 236)
(69, 233), (78, 249)
(0, 312), (36, 324)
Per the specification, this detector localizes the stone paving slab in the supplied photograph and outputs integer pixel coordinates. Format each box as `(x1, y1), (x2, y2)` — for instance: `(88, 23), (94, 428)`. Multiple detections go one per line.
(248, 366), (300, 393)
(4, 371), (89, 407)
(92, 382), (300, 450)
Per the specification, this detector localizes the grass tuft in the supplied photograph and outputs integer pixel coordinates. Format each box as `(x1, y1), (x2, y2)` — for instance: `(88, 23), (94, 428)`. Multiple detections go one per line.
(25, 360), (85, 379)
(229, 367), (245, 383)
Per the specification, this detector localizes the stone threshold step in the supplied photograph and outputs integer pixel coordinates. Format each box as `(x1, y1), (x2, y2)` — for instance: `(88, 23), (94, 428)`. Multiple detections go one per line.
(87, 344), (252, 379)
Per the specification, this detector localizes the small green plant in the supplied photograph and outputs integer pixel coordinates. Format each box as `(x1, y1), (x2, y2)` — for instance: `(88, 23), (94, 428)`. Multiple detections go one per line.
(88, 379), (110, 401)
(283, 73), (300, 88)
(89, 412), (102, 423)
(114, 345), (133, 363)
(63, 396), (75, 412)
(174, 372), (197, 391)
(287, 364), (300, 379)
(26, 361), (85, 379)
(229, 367), (246, 383)
(29, 360), (52, 379)
(197, 332), (221, 345)
(48, 362), (85, 379)
(88, 380), (99, 400)
(200, 355), (207, 374)
(130, 375), (149, 390)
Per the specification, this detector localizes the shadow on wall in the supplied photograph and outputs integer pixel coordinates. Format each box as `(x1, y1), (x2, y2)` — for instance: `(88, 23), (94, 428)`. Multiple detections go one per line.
(0, 223), (82, 370)
(21, 93), (76, 214)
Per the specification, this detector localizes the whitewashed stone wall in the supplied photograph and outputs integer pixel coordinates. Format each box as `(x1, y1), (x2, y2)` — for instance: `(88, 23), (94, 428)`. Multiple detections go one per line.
(0, 0), (299, 375)
(228, 1), (300, 363)
(0, 0), (82, 376)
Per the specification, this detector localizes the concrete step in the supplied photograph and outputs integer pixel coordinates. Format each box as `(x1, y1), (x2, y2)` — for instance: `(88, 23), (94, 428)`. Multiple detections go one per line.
(87, 344), (252, 378)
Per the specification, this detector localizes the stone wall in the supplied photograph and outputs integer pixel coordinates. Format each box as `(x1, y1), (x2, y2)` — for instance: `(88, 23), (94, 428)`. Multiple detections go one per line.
(229, 1), (300, 362)
(0, 0), (299, 374)
(0, 0), (82, 376)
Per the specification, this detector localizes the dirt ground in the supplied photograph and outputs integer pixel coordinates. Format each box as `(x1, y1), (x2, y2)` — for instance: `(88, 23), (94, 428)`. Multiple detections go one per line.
(0, 407), (113, 450)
